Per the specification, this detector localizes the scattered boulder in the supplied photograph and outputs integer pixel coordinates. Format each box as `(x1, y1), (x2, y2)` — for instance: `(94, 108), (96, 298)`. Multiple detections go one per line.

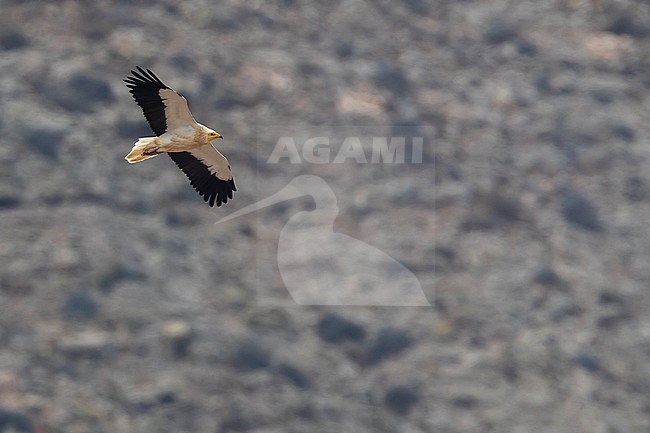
(461, 190), (524, 231)
(171, 54), (196, 71)
(62, 291), (100, 320)
(607, 16), (650, 37)
(24, 127), (66, 161)
(533, 267), (563, 288)
(232, 340), (271, 371)
(126, 378), (178, 413)
(161, 320), (193, 359)
(516, 39), (538, 57)
(0, 195), (21, 210)
(68, 73), (114, 102)
(591, 90), (614, 105)
(560, 189), (604, 232)
(373, 64), (408, 94)
(274, 363), (311, 389)
(597, 313), (630, 329)
(247, 308), (292, 333)
(0, 30), (29, 50)
(165, 208), (201, 227)
(59, 330), (114, 359)
(117, 119), (152, 139)
(611, 124), (635, 142)
(451, 394), (479, 409)
(624, 176), (646, 202)
(552, 304), (585, 321)
(598, 290), (626, 306)
(51, 73), (114, 111)
(0, 409), (33, 433)
(317, 313), (365, 343)
(406, 0), (428, 15)
(365, 328), (412, 366)
(484, 22), (518, 44)
(576, 353), (600, 373)
(384, 385), (419, 416)
(98, 262), (147, 294)
(335, 42), (354, 59)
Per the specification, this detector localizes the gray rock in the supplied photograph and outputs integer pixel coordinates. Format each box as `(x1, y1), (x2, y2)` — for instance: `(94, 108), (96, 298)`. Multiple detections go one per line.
(0, 30), (29, 50)
(406, 0), (428, 15)
(0, 195), (21, 210)
(68, 73), (114, 102)
(0, 409), (33, 433)
(607, 16), (650, 37)
(516, 39), (537, 57)
(62, 291), (100, 320)
(560, 189), (604, 231)
(384, 385), (419, 416)
(611, 124), (635, 142)
(484, 22), (518, 44)
(365, 328), (412, 366)
(274, 363), (311, 389)
(59, 330), (114, 359)
(24, 127), (66, 160)
(50, 73), (114, 111)
(451, 394), (479, 409)
(232, 340), (271, 371)
(533, 267), (563, 287)
(98, 262), (147, 293)
(591, 90), (614, 105)
(624, 176), (646, 202)
(374, 65), (408, 94)
(161, 320), (193, 359)
(317, 313), (365, 343)
(598, 291), (626, 306)
(576, 353), (600, 373)
(335, 42), (354, 59)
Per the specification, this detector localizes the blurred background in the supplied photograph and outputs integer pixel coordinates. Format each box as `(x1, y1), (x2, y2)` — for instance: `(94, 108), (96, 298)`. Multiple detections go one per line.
(0, 0), (649, 432)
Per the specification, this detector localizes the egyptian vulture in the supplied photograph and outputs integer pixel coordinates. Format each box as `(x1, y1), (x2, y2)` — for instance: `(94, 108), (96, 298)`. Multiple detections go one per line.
(123, 67), (236, 207)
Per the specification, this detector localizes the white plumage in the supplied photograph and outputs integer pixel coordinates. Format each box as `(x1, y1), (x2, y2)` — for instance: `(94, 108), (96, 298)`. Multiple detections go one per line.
(124, 67), (236, 207)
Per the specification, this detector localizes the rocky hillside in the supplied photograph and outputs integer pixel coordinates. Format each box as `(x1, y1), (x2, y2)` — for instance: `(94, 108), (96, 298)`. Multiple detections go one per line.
(0, 0), (648, 432)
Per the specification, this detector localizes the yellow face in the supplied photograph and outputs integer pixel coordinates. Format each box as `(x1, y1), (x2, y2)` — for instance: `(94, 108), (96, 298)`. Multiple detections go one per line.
(208, 130), (223, 140)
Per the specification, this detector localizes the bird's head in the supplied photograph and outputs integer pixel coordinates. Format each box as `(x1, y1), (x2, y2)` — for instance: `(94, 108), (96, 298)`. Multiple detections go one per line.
(207, 129), (223, 140)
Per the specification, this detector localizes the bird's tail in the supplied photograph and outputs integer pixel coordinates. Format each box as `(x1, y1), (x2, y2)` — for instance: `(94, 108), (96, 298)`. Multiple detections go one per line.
(125, 137), (161, 163)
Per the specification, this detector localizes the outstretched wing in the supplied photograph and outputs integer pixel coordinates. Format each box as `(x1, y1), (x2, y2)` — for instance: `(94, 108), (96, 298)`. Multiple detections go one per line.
(123, 66), (197, 136)
(168, 145), (236, 207)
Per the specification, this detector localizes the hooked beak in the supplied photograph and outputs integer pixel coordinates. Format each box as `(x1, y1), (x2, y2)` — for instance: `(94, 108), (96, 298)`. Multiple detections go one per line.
(215, 182), (305, 225)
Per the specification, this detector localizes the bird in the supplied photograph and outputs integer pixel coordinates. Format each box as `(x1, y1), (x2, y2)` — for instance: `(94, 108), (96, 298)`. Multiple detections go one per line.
(216, 175), (430, 306)
(123, 66), (236, 207)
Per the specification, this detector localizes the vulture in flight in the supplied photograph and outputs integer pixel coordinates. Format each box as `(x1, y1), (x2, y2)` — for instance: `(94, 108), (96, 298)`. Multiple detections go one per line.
(123, 66), (236, 207)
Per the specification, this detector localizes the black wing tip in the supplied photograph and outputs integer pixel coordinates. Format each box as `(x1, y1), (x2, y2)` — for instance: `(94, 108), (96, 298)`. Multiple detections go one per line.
(124, 66), (169, 136)
(168, 152), (236, 208)
(206, 178), (236, 207)
(124, 66), (168, 88)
